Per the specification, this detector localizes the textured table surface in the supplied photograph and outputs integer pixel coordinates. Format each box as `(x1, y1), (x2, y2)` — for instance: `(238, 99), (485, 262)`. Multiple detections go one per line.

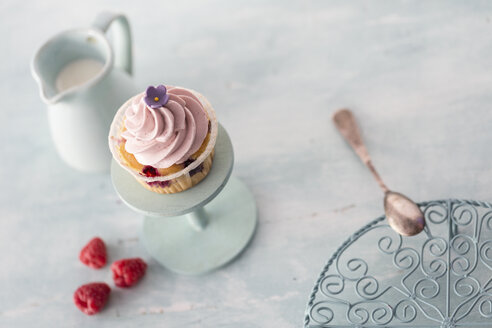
(1, 1), (492, 327)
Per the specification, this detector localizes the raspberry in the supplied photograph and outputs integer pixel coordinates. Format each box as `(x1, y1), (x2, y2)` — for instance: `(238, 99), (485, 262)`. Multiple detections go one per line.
(183, 159), (194, 167)
(142, 165), (159, 177)
(73, 282), (111, 315)
(189, 163), (203, 176)
(111, 258), (147, 288)
(79, 237), (107, 269)
(147, 180), (170, 187)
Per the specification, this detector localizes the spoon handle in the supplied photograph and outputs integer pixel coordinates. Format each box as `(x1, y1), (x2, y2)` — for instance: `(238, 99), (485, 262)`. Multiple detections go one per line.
(333, 109), (389, 193)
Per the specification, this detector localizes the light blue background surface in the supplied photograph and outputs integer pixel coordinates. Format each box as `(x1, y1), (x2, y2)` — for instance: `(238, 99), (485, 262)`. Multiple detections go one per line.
(1, 1), (492, 327)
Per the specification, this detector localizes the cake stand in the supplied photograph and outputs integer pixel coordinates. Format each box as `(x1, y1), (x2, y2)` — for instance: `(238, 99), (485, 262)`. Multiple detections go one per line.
(111, 124), (257, 275)
(304, 199), (492, 327)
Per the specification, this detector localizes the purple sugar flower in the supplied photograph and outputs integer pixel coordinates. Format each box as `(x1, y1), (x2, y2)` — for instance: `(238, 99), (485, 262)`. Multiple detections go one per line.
(144, 85), (169, 108)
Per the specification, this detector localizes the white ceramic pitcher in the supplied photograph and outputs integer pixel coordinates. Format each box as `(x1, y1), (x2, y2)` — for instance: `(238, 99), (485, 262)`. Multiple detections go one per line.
(32, 12), (138, 173)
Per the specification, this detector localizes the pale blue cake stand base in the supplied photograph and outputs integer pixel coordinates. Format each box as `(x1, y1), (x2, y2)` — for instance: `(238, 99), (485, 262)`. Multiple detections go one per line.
(111, 125), (257, 275)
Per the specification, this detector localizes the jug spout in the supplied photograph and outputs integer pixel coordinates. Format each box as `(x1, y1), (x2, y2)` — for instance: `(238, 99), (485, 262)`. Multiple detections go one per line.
(31, 28), (112, 104)
(32, 70), (55, 104)
(31, 55), (59, 104)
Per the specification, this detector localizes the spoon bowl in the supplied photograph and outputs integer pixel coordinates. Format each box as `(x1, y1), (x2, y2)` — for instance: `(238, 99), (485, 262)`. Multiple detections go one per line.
(384, 191), (425, 236)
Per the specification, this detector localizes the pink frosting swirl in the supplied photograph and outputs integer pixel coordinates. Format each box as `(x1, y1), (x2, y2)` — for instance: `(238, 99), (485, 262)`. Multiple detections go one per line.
(121, 87), (209, 168)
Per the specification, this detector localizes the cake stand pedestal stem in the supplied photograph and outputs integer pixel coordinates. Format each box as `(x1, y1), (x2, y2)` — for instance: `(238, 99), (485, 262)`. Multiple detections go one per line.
(187, 207), (209, 231)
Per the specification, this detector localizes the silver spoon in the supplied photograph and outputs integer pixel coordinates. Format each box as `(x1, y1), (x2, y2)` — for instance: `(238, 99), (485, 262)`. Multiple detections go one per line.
(332, 108), (425, 236)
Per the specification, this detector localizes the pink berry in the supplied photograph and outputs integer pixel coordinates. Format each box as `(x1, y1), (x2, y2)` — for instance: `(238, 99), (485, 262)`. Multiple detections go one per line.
(73, 282), (111, 315)
(111, 258), (147, 288)
(79, 237), (107, 269)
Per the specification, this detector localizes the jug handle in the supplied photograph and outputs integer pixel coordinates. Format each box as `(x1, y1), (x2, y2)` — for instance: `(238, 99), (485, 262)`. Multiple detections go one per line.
(92, 12), (133, 75)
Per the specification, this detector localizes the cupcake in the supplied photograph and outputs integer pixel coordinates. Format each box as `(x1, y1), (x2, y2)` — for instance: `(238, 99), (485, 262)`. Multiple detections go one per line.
(109, 85), (218, 194)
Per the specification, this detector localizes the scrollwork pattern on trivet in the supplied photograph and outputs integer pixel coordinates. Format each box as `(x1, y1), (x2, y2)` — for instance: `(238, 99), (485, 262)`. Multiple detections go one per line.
(305, 199), (492, 327)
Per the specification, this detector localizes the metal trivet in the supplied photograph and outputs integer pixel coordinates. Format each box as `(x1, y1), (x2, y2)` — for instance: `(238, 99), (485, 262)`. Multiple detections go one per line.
(304, 199), (492, 327)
